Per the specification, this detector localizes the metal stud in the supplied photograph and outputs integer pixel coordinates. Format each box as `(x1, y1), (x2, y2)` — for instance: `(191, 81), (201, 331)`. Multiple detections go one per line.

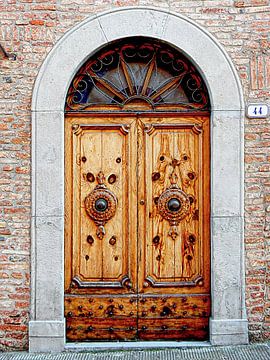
(141, 326), (147, 331)
(153, 235), (160, 244)
(87, 235), (94, 245)
(142, 311), (147, 317)
(119, 304), (124, 310)
(152, 172), (160, 181)
(99, 305), (103, 309)
(86, 172), (95, 182)
(109, 236), (116, 245)
(108, 174), (117, 184)
(188, 172), (195, 180)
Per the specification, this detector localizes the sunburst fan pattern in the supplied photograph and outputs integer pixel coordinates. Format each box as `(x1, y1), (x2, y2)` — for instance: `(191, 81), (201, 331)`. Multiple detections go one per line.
(65, 38), (210, 111)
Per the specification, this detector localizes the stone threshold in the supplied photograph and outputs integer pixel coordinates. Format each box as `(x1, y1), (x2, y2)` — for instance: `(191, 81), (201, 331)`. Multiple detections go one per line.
(65, 341), (210, 351)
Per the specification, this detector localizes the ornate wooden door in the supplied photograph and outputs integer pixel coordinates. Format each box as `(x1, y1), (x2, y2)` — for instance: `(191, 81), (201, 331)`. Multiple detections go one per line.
(64, 114), (210, 342)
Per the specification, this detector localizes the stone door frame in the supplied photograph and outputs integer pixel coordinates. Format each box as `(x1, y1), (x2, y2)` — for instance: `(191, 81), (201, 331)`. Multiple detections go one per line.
(30, 7), (248, 352)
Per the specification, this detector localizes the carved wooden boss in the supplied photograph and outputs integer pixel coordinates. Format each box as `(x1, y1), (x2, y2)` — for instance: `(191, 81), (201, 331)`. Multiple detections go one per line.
(64, 38), (210, 341)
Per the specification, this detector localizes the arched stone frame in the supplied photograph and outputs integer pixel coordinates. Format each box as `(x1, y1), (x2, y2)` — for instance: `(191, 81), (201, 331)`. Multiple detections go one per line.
(29, 7), (248, 352)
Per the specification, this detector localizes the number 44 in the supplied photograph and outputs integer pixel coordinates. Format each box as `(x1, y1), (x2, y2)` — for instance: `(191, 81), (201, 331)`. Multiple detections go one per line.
(253, 107), (263, 115)
(247, 104), (268, 118)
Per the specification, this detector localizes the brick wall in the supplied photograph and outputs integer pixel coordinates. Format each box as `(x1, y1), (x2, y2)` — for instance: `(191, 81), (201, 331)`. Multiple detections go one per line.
(0, 0), (269, 350)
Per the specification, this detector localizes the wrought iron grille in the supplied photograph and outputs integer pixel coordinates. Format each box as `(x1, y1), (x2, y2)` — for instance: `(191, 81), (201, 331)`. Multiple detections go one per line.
(65, 38), (210, 112)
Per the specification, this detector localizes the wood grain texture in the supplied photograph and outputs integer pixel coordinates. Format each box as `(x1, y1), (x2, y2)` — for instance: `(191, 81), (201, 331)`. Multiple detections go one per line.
(65, 113), (210, 342)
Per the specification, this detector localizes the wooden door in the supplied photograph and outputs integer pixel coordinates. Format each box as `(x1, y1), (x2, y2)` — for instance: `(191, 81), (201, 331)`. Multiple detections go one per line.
(64, 114), (210, 342)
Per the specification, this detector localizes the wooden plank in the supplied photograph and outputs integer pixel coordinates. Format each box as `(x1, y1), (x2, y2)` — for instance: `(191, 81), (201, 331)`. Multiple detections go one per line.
(137, 295), (210, 318)
(65, 296), (138, 317)
(66, 317), (137, 341)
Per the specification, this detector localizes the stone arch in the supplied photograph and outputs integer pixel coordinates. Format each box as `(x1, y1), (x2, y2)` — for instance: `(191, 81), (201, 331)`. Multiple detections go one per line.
(30, 7), (248, 352)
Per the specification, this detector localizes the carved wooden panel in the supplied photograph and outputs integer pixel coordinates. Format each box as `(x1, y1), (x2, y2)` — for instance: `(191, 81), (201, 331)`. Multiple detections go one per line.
(65, 296), (138, 341)
(65, 116), (137, 295)
(65, 114), (210, 342)
(138, 116), (210, 293)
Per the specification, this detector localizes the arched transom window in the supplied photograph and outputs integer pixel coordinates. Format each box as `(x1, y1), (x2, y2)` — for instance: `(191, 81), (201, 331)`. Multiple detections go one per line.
(65, 37), (210, 112)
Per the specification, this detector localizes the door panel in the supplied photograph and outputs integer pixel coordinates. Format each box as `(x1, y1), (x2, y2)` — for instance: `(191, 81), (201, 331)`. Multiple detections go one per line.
(65, 116), (138, 340)
(65, 114), (210, 342)
(137, 116), (210, 340)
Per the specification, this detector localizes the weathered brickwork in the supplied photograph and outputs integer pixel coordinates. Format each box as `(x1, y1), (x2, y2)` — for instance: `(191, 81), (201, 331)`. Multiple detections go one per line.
(0, 0), (269, 350)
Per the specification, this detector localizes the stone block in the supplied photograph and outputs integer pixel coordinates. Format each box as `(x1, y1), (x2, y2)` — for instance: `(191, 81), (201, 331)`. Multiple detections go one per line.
(34, 111), (64, 217)
(98, 7), (169, 41)
(34, 216), (64, 321)
(211, 216), (244, 319)
(211, 110), (243, 217)
(210, 318), (249, 345)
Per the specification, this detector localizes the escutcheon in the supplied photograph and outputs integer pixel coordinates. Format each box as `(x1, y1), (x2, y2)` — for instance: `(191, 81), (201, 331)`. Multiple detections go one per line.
(85, 171), (117, 239)
(157, 171), (191, 240)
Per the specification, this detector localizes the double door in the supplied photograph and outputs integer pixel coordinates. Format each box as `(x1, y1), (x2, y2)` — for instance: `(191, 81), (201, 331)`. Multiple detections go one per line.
(64, 114), (210, 341)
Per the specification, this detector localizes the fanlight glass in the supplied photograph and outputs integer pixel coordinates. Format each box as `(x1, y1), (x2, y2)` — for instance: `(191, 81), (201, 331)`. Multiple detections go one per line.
(65, 38), (210, 111)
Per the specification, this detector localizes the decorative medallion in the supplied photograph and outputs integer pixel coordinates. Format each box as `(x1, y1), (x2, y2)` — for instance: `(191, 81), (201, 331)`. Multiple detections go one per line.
(156, 167), (191, 240)
(84, 171), (117, 239)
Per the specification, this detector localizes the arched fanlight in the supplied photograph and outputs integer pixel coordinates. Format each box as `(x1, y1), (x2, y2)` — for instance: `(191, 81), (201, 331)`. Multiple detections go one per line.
(65, 38), (210, 112)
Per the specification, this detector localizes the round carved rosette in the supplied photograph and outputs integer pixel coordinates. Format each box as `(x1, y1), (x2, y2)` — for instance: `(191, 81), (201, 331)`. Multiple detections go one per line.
(157, 187), (190, 224)
(85, 187), (117, 224)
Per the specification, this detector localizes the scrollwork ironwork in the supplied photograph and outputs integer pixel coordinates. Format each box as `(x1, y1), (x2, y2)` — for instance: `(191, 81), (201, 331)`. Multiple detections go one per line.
(65, 38), (209, 111)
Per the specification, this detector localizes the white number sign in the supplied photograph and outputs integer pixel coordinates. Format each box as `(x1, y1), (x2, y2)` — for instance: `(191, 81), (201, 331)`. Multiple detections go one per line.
(247, 104), (268, 118)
